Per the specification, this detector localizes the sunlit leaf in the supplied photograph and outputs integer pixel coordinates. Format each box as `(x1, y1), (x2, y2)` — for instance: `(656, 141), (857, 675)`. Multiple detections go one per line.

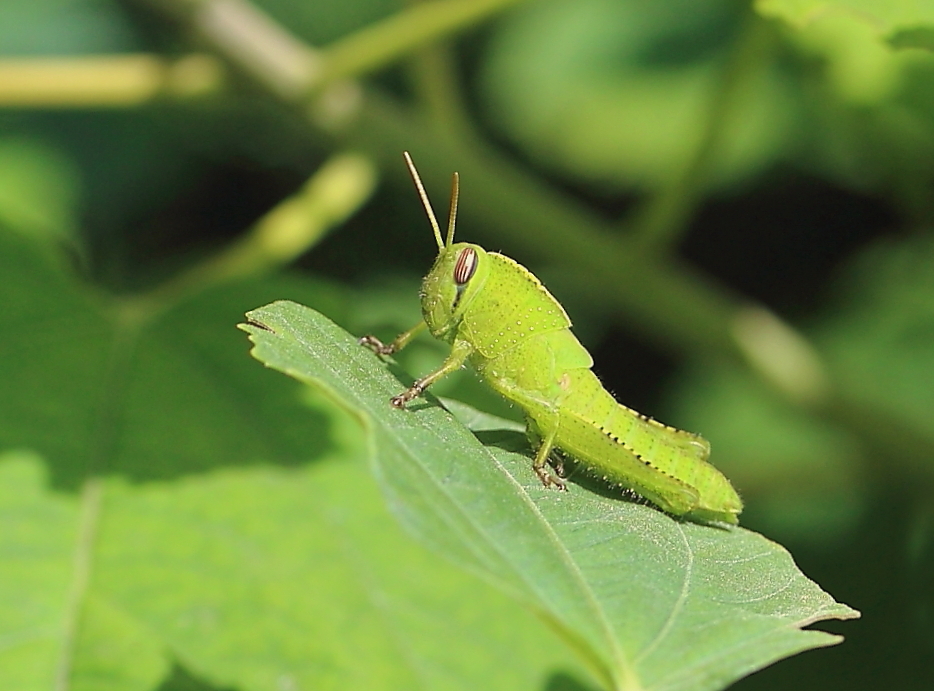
(0, 231), (588, 691)
(756, 0), (934, 49)
(242, 299), (860, 691)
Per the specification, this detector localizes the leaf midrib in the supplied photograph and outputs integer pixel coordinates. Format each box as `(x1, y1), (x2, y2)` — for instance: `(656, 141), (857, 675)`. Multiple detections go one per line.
(277, 305), (634, 689)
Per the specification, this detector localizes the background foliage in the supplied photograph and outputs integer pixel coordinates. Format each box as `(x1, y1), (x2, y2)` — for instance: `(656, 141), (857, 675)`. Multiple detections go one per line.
(2, 0), (933, 689)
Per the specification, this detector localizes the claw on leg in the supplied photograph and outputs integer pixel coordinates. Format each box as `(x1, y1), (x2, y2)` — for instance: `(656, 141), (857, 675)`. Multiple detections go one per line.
(534, 463), (567, 491)
(359, 322), (427, 358)
(552, 455), (566, 480)
(359, 335), (396, 355)
(532, 423), (567, 490)
(390, 382), (426, 409)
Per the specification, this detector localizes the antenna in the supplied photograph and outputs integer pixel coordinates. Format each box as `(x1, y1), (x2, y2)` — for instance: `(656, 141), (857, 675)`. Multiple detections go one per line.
(403, 152), (444, 250)
(445, 172), (459, 248)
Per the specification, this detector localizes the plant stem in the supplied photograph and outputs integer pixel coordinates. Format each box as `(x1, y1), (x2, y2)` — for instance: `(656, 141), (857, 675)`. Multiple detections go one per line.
(408, 40), (475, 142)
(0, 54), (223, 107)
(353, 93), (740, 357)
(628, 10), (777, 252)
(194, 0), (320, 99)
(138, 0), (809, 370)
(117, 151), (377, 322)
(317, 0), (528, 90)
(135, 0), (934, 471)
(53, 478), (103, 691)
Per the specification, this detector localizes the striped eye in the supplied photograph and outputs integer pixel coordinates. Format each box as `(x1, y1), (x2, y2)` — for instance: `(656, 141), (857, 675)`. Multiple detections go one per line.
(453, 247), (478, 285)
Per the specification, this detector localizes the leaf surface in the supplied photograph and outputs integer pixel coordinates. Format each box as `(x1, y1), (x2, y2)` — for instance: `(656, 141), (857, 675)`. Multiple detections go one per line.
(241, 299), (860, 691)
(0, 230), (589, 691)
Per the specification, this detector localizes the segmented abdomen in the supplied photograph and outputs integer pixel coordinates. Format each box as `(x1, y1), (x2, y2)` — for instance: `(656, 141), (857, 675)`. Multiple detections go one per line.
(553, 370), (741, 521)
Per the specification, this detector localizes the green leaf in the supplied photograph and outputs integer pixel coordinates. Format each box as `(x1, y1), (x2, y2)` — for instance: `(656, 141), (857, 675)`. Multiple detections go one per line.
(438, 397), (525, 433)
(0, 449), (82, 690)
(0, 137), (80, 248)
(1, 448), (589, 691)
(818, 236), (934, 444)
(0, 0), (139, 55)
(755, 0), (934, 48)
(658, 235), (934, 542)
(241, 299), (860, 691)
(254, 0), (398, 45)
(667, 364), (865, 542)
(888, 25), (934, 50)
(479, 0), (795, 189)
(0, 230), (592, 690)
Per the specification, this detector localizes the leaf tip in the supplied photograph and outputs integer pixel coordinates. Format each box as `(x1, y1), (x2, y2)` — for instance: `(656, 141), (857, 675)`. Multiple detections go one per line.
(240, 316), (277, 334)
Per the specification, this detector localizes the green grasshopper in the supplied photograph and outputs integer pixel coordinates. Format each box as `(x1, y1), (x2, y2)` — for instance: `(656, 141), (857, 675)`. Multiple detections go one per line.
(361, 153), (742, 525)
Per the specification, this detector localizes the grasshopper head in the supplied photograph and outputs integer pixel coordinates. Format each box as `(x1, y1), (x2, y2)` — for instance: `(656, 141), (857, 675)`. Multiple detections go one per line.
(402, 152), (487, 341)
(420, 242), (488, 341)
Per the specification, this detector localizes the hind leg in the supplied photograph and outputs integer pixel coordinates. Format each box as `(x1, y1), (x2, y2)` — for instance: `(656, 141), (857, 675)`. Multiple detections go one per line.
(528, 414), (566, 490)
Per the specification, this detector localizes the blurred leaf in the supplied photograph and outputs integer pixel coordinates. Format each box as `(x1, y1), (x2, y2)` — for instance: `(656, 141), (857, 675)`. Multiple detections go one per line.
(889, 26), (934, 51)
(757, 13), (934, 221)
(818, 236), (934, 443)
(0, 0), (138, 55)
(0, 228), (591, 690)
(71, 589), (169, 691)
(241, 299), (860, 691)
(254, 0), (398, 46)
(668, 364), (865, 542)
(756, 0), (934, 50)
(0, 229), (347, 486)
(0, 137), (79, 249)
(790, 12), (911, 103)
(669, 235), (934, 542)
(0, 448), (81, 691)
(783, 9), (934, 107)
(480, 0), (795, 190)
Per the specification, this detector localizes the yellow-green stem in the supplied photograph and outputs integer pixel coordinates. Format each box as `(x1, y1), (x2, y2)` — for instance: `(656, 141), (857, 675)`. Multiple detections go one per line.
(0, 54), (223, 107)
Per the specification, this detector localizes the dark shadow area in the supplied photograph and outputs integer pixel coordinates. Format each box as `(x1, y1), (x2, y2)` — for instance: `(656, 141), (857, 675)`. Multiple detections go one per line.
(154, 661), (239, 691)
(300, 158), (441, 283)
(733, 483), (934, 691)
(543, 670), (603, 691)
(28, 277), (351, 492)
(684, 171), (897, 316)
(474, 429), (656, 511)
(588, 329), (678, 422)
(473, 428), (529, 454)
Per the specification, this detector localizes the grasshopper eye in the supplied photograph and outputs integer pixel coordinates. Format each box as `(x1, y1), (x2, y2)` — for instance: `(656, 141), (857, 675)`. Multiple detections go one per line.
(453, 247), (478, 285)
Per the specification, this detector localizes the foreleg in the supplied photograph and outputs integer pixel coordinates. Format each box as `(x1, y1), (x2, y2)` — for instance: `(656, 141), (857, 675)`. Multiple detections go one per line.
(388, 338), (474, 409)
(359, 321), (427, 355)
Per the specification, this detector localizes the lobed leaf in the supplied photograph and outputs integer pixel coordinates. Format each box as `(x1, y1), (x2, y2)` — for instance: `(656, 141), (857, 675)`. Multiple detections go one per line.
(241, 299), (860, 691)
(0, 229), (588, 691)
